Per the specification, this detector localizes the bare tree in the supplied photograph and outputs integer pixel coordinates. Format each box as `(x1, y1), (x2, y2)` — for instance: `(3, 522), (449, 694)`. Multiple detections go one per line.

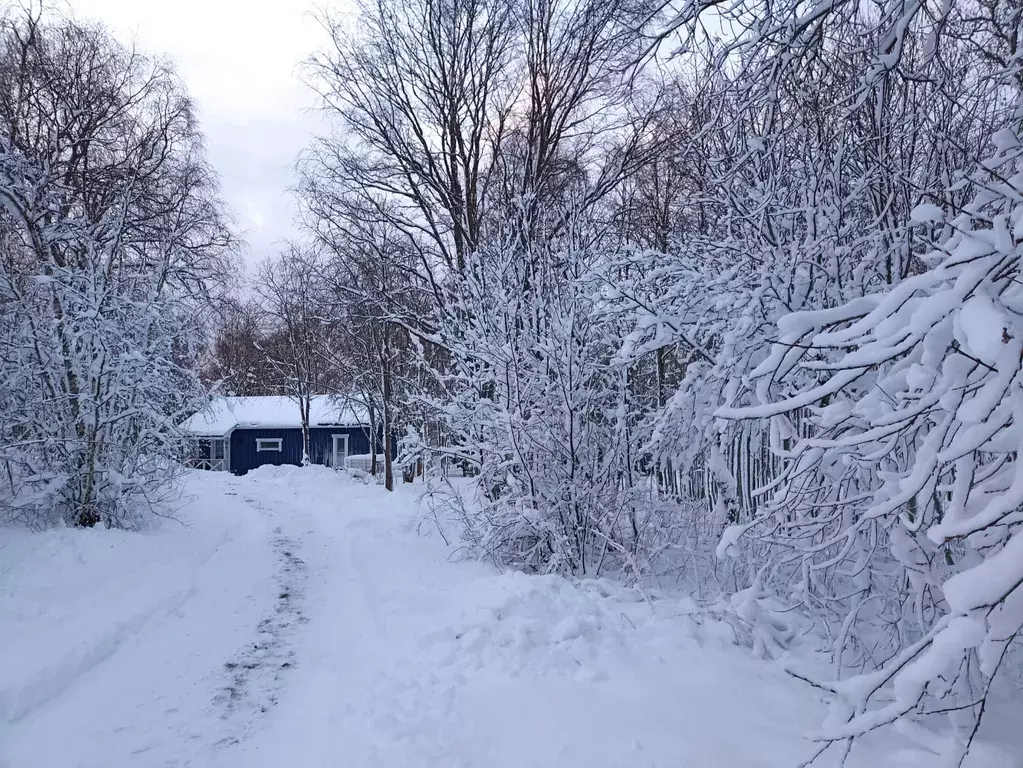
(255, 245), (341, 463)
(0, 7), (234, 528)
(201, 300), (279, 396)
(302, 0), (676, 316)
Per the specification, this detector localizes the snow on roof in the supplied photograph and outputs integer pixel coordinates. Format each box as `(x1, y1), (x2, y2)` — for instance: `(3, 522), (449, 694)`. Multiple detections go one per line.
(180, 396), (371, 435)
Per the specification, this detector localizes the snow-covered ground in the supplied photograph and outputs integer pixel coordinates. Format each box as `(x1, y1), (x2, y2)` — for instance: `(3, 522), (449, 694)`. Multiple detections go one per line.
(1, 467), (1018, 767)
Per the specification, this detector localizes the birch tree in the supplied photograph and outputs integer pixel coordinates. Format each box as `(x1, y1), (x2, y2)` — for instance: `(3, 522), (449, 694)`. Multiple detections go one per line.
(0, 8), (233, 528)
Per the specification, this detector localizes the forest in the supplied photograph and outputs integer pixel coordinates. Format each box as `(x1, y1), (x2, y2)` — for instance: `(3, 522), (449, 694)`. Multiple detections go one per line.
(1, 0), (1021, 763)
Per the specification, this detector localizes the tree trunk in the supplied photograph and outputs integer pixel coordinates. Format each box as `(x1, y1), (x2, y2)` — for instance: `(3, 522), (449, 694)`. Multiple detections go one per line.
(382, 347), (394, 492)
(300, 394), (311, 465)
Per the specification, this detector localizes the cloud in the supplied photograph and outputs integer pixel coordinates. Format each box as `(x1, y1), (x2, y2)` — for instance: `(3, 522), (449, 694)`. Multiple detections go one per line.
(72, 0), (332, 270)
(244, 200), (266, 231)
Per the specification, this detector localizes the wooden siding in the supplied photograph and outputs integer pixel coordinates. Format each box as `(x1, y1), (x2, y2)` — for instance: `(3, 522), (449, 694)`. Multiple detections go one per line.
(308, 426), (374, 466)
(230, 426), (379, 475)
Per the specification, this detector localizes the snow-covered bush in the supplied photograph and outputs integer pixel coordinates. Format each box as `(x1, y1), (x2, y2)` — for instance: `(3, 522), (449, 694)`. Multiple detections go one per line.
(720, 114), (1023, 762)
(426, 229), (665, 577)
(0, 265), (209, 528)
(0, 11), (232, 528)
(606, 0), (1023, 758)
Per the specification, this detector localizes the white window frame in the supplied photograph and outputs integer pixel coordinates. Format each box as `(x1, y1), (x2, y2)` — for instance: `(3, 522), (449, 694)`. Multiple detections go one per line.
(210, 437), (228, 471)
(256, 438), (283, 452)
(331, 434), (350, 468)
(188, 436), (228, 472)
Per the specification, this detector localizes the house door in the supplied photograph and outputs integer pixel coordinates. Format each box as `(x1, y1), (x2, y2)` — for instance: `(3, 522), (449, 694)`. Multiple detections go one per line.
(331, 434), (349, 469)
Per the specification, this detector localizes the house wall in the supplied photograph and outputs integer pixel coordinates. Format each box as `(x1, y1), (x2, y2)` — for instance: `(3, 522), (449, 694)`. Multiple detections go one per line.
(308, 427), (374, 466)
(230, 426), (380, 475)
(229, 428), (302, 475)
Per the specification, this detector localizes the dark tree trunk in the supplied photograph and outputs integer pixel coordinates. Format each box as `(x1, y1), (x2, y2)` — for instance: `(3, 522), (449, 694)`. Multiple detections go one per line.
(382, 349), (394, 492)
(368, 397), (378, 475)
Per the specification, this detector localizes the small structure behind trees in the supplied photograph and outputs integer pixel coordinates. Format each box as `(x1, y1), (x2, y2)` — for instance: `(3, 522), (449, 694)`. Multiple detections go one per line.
(181, 396), (392, 476)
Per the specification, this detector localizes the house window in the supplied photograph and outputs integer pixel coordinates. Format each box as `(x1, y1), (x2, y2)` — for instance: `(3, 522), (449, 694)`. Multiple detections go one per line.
(256, 438), (283, 452)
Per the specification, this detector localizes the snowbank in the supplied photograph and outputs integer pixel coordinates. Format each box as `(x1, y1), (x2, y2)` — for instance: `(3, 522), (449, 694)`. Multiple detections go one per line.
(0, 522), (216, 722)
(414, 571), (744, 681)
(0, 470), (279, 765)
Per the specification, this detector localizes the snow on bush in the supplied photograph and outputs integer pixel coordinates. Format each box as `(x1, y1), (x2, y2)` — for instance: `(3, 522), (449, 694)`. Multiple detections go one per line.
(0, 12), (231, 529)
(718, 113), (1023, 762)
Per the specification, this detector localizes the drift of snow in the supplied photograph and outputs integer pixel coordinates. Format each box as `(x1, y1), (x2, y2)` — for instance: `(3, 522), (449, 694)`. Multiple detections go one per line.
(2, 466), (1018, 767)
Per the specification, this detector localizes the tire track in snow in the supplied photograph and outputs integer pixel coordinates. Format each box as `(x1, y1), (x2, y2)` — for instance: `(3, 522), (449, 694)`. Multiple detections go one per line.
(329, 515), (468, 764)
(211, 497), (308, 750)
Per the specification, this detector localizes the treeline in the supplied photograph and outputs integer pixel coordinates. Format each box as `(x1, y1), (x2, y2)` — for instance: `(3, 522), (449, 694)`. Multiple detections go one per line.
(219, 0), (1018, 760)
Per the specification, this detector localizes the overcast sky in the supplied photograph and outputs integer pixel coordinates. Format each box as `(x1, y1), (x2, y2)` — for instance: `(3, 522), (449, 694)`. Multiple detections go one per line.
(74, 0), (333, 272)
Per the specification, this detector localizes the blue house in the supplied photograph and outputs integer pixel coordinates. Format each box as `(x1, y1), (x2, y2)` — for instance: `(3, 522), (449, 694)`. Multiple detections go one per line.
(182, 396), (382, 475)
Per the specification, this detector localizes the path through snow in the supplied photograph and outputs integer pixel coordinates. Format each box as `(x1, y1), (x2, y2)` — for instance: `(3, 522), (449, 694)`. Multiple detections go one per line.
(1, 466), (1012, 767)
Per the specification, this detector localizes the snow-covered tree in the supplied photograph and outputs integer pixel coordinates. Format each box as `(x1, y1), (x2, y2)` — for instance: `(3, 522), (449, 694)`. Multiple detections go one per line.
(298, 0), (1023, 754)
(637, 0), (1023, 760)
(0, 9), (233, 528)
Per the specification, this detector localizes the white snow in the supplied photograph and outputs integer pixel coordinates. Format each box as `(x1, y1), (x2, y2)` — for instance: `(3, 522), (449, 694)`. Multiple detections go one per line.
(180, 395), (370, 435)
(910, 202), (945, 224)
(954, 296), (1010, 367)
(1, 466), (1014, 767)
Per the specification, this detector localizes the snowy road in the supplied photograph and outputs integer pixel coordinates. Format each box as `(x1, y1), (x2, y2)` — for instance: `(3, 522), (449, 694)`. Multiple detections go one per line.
(1, 467), (955, 767)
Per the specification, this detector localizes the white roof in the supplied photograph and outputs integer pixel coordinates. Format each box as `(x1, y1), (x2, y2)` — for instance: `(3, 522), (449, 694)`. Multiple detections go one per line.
(181, 396), (371, 435)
